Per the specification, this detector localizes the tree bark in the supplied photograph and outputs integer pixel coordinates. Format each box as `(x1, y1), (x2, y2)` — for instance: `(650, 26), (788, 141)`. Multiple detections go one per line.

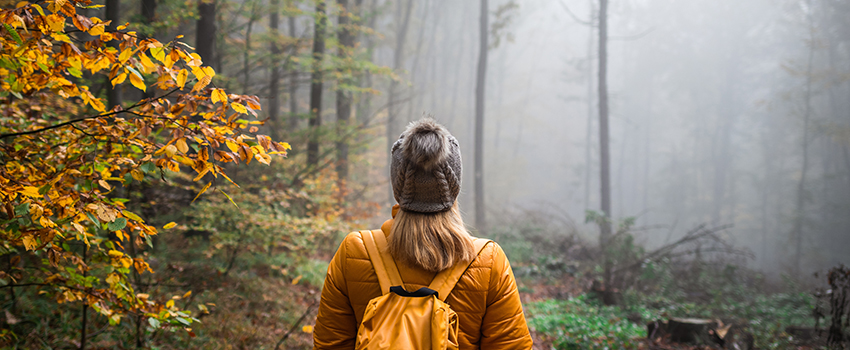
(307, 0), (327, 168)
(106, 0), (121, 109)
(474, 0), (488, 231)
(287, 3), (299, 131)
(336, 0), (355, 192)
(196, 0), (217, 70)
(268, 0), (281, 140)
(386, 0), (414, 205)
(793, 1), (815, 274)
(597, 0), (613, 301)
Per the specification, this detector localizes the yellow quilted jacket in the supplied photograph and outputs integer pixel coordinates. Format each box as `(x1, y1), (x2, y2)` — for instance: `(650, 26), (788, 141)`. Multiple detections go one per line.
(313, 207), (533, 349)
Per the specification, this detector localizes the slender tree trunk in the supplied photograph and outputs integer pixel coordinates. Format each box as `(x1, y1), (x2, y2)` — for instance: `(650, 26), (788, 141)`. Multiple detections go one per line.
(406, 0), (431, 121)
(243, 4), (259, 93)
(474, 0), (488, 231)
(386, 0), (414, 205)
(356, 0), (375, 126)
(307, 0), (327, 168)
(288, 4), (299, 130)
(268, 0), (282, 140)
(584, 0), (594, 211)
(197, 0), (217, 69)
(793, 3), (815, 274)
(336, 0), (355, 192)
(597, 0), (613, 303)
(79, 246), (88, 350)
(106, 0), (121, 108)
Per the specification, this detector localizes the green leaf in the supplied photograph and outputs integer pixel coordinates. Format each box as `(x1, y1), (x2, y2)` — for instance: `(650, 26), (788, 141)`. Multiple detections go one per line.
(3, 24), (23, 46)
(38, 183), (51, 195)
(141, 162), (156, 173)
(14, 203), (29, 216)
(85, 212), (101, 227)
(107, 217), (126, 232)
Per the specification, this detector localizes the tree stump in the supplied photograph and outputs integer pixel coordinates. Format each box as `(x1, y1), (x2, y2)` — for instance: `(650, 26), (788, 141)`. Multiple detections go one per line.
(667, 318), (718, 344)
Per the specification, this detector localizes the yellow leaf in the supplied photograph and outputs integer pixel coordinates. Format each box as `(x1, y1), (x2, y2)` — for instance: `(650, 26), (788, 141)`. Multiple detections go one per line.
(302, 325), (314, 333)
(29, 204), (43, 220)
(129, 71), (146, 92)
(192, 76), (212, 92)
(98, 179), (111, 191)
(111, 72), (127, 86)
(21, 235), (36, 251)
(210, 88), (222, 104)
(150, 47), (166, 62)
(164, 144), (177, 158)
(118, 48), (133, 63)
(122, 210), (144, 222)
(280, 142), (292, 150)
(191, 182), (211, 203)
(202, 66), (215, 78)
(88, 24), (104, 36)
(18, 186), (41, 198)
(192, 166), (210, 182)
(71, 221), (86, 235)
(163, 222), (177, 229)
(139, 53), (155, 73)
(175, 69), (188, 89)
(175, 138), (189, 154)
(166, 299), (175, 308)
(130, 169), (144, 181)
(106, 273), (120, 285)
(225, 141), (239, 153)
(231, 103), (248, 114)
(291, 275), (302, 285)
(183, 291), (192, 298)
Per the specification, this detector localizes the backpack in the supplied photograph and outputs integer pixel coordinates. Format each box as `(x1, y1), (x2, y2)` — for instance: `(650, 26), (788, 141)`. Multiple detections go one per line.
(355, 229), (491, 350)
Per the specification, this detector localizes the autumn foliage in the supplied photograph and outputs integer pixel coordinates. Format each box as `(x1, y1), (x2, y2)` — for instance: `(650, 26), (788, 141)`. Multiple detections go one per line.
(0, 0), (288, 337)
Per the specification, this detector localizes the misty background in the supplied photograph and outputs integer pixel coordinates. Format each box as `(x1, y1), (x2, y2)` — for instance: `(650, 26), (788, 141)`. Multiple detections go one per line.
(335, 0), (850, 277)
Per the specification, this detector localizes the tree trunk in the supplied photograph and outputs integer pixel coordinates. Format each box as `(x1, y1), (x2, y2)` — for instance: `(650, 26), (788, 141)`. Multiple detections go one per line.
(793, 2), (815, 274)
(584, 0), (594, 211)
(386, 0), (414, 205)
(268, 0), (281, 140)
(287, 4), (299, 130)
(406, 0), (431, 121)
(196, 0), (216, 70)
(474, 0), (488, 231)
(356, 0), (375, 126)
(597, 0), (613, 301)
(336, 0), (355, 192)
(307, 0), (327, 168)
(106, 0), (121, 109)
(243, 3), (259, 93)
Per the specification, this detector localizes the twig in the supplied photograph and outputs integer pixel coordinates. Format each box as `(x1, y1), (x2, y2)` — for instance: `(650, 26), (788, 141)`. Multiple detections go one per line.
(274, 299), (318, 350)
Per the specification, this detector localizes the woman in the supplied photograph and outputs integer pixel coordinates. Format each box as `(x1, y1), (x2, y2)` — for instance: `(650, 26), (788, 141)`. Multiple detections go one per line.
(313, 118), (532, 349)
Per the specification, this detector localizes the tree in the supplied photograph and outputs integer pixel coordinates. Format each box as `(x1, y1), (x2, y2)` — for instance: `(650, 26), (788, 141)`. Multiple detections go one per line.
(0, 0), (288, 341)
(597, 0), (613, 304)
(196, 0), (216, 70)
(307, 0), (327, 168)
(386, 0), (413, 204)
(335, 0), (355, 190)
(474, 0), (488, 230)
(268, 0), (282, 139)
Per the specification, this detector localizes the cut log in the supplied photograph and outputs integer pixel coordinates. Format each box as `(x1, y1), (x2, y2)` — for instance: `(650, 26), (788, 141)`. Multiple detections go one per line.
(667, 318), (718, 344)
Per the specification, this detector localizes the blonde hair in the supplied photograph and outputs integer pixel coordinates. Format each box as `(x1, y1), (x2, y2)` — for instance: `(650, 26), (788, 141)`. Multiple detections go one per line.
(388, 202), (475, 272)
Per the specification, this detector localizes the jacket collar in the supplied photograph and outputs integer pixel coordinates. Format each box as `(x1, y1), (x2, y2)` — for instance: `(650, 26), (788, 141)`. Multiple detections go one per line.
(380, 204), (399, 237)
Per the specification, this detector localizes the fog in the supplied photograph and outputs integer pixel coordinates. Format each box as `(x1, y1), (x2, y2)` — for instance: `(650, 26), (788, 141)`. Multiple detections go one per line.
(361, 0), (850, 276)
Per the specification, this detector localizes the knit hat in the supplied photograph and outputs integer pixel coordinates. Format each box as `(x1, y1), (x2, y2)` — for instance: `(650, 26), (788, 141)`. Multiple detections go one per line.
(391, 118), (462, 213)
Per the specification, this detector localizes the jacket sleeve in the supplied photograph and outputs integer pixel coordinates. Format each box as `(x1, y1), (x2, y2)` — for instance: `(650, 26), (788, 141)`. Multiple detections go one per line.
(313, 235), (358, 349)
(480, 243), (533, 349)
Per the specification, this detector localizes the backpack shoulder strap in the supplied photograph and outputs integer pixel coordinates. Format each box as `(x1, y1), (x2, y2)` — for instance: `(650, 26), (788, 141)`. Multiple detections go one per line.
(360, 229), (404, 295)
(429, 238), (492, 302)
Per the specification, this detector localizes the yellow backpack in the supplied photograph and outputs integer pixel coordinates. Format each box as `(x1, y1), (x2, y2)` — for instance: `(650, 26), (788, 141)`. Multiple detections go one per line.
(356, 230), (491, 350)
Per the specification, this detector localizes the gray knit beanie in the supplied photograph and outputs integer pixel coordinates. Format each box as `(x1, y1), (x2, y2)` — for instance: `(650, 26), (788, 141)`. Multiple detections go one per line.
(391, 118), (462, 213)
